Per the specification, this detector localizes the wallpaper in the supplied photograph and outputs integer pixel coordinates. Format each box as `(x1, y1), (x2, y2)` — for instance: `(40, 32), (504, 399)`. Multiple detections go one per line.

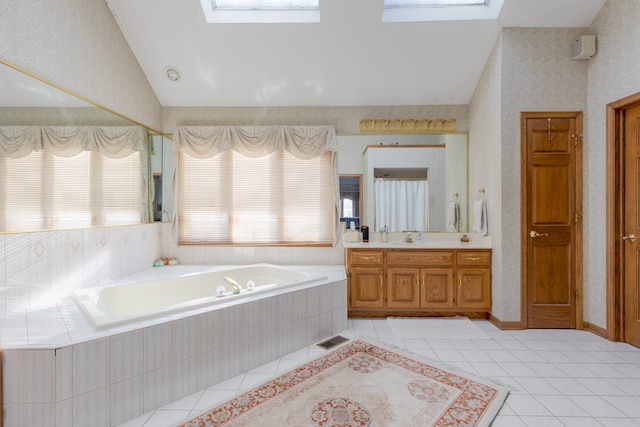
(0, 0), (162, 131)
(468, 35), (504, 319)
(585, 0), (640, 327)
(162, 105), (469, 135)
(499, 27), (588, 322)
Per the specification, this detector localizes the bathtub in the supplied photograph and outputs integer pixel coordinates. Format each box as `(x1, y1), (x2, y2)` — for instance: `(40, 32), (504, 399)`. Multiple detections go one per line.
(72, 263), (327, 330)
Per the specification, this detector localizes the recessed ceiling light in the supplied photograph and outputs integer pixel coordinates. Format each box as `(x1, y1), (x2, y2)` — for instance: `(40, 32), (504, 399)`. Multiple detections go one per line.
(164, 67), (181, 82)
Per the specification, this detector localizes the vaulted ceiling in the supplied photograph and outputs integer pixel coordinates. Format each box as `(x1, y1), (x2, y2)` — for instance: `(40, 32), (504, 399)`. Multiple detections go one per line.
(103, 0), (605, 107)
(5, 0), (608, 109)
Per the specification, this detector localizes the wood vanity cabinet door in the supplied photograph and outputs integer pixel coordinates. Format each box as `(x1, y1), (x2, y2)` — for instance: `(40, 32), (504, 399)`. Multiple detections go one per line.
(456, 267), (491, 310)
(387, 268), (420, 308)
(347, 249), (385, 310)
(349, 267), (385, 308)
(420, 268), (455, 309)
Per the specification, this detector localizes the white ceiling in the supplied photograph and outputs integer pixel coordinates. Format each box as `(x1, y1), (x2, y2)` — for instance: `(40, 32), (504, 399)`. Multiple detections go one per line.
(3, 0), (607, 109)
(102, 0), (605, 107)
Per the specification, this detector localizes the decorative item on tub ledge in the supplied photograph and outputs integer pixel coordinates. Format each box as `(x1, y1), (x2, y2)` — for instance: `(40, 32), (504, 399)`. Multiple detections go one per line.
(360, 118), (456, 132)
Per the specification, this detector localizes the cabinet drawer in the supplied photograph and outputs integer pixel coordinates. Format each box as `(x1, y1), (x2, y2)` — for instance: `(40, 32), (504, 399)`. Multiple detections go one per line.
(387, 251), (454, 266)
(348, 250), (384, 265)
(456, 251), (491, 266)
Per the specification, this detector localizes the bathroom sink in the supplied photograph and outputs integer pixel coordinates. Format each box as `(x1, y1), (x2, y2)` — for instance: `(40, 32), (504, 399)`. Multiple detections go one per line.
(390, 241), (438, 246)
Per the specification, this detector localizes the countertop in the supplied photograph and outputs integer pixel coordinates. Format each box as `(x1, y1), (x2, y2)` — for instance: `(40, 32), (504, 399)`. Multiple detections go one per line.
(342, 232), (491, 249)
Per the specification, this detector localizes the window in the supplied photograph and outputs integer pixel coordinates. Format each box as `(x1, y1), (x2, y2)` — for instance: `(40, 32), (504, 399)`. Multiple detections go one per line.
(384, 0), (487, 7)
(212, 0), (319, 10)
(178, 149), (334, 245)
(0, 150), (142, 232)
(200, 0), (320, 23)
(382, 0), (496, 22)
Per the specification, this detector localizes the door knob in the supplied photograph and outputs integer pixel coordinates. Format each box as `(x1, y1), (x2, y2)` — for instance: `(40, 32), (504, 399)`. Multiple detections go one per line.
(623, 234), (637, 242)
(530, 230), (549, 238)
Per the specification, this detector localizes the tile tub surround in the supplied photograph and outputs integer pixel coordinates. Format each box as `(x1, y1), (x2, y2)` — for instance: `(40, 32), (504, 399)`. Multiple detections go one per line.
(1, 265), (347, 427)
(0, 223), (162, 318)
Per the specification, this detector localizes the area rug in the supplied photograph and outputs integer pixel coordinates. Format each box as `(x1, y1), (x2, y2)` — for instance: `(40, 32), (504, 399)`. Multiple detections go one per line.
(177, 338), (508, 426)
(387, 317), (492, 340)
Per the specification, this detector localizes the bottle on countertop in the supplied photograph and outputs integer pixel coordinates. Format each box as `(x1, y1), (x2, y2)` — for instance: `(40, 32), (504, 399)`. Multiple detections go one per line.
(361, 225), (369, 242)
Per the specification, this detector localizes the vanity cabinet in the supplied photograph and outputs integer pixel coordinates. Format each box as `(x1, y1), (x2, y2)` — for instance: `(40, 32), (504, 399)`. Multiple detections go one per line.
(347, 250), (385, 309)
(456, 251), (492, 310)
(347, 248), (491, 317)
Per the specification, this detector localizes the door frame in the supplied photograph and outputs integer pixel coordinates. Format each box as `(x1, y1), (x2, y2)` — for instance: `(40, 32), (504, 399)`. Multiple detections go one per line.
(520, 111), (584, 329)
(606, 92), (640, 341)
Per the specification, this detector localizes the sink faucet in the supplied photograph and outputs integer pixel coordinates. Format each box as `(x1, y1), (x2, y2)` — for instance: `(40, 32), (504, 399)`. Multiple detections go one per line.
(223, 276), (242, 294)
(404, 232), (414, 243)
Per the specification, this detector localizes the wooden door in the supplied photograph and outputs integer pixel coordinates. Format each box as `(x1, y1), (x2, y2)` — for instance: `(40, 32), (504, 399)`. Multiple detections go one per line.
(349, 267), (385, 309)
(387, 268), (420, 308)
(623, 103), (640, 346)
(420, 268), (455, 309)
(521, 112), (582, 329)
(456, 268), (491, 310)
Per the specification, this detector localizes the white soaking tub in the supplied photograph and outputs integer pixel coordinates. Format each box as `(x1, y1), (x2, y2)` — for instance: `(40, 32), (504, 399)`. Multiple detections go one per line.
(72, 263), (326, 330)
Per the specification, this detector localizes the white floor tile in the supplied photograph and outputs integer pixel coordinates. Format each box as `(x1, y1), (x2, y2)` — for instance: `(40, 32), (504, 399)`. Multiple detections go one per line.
(602, 396), (640, 418)
(140, 409), (190, 427)
(576, 377), (626, 396)
(513, 377), (560, 395)
(505, 394), (553, 416)
(113, 319), (640, 427)
(556, 417), (604, 427)
(593, 418), (640, 426)
(568, 395), (627, 418)
(490, 415), (528, 426)
(192, 389), (238, 411)
(519, 415), (566, 426)
(498, 362), (539, 377)
(534, 395), (588, 417)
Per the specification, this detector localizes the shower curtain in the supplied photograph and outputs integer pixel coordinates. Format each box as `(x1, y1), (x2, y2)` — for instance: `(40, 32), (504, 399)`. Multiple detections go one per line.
(374, 178), (429, 232)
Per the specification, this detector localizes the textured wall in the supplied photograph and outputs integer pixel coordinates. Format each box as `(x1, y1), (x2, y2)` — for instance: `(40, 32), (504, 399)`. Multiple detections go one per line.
(468, 35), (504, 319)
(0, 0), (162, 131)
(162, 105), (469, 135)
(469, 28), (588, 323)
(585, 0), (640, 327)
(499, 27), (588, 322)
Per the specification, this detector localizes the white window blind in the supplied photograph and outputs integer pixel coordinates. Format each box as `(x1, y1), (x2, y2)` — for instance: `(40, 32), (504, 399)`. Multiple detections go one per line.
(178, 150), (335, 245)
(0, 150), (142, 231)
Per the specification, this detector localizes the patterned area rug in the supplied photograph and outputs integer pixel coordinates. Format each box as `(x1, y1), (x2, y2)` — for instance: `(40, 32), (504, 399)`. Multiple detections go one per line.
(387, 317), (492, 340)
(177, 339), (508, 427)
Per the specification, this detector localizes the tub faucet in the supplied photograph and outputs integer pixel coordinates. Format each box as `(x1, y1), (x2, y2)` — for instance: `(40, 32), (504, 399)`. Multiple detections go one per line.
(223, 276), (242, 294)
(404, 232), (414, 243)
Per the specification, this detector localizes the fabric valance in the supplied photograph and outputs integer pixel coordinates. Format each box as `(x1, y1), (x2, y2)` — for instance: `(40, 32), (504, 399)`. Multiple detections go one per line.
(0, 126), (148, 159)
(173, 125), (337, 159)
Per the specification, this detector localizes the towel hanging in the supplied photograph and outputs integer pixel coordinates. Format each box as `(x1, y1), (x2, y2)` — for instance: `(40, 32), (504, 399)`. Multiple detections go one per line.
(471, 198), (488, 235)
(447, 201), (460, 232)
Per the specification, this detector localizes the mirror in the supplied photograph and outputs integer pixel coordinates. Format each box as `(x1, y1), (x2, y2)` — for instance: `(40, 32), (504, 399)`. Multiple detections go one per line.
(339, 174), (362, 231)
(337, 133), (467, 233)
(0, 60), (167, 232)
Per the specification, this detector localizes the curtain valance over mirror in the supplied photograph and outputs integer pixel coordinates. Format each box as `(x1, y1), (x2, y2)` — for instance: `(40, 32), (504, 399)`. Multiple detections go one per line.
(174, 125), (337, 159)
(0, 125), (148, 158)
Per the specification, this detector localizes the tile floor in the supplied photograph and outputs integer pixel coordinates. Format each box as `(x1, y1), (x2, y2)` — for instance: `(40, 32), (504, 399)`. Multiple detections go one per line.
(118, 318), (640, 427)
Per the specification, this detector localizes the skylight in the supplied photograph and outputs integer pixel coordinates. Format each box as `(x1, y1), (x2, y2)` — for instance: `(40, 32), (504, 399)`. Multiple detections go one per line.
(385, 0), (488, 7)
(212, 0), (318, 10)
(383, 0), (498, 23)
(200, 0), (320, 23)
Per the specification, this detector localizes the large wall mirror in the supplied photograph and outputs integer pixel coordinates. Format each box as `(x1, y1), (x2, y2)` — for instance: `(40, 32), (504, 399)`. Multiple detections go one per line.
(0, 60), (172, 233)
(337, 133), (468, 233)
